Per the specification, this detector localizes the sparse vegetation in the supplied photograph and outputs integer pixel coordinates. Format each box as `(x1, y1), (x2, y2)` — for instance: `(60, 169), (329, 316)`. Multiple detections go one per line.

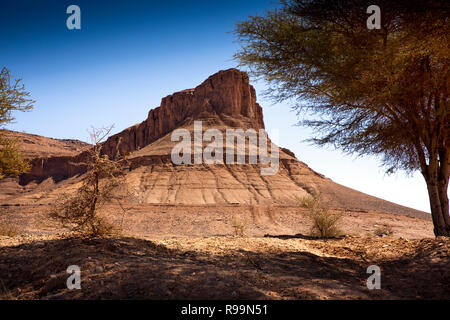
(230, 215), (247, 237)
(50, 126), (127, 238)
(374, 225), (394, 237)
(0, 67), (34, 179)
(250, 203), (262, 217)
(299, 196), (343, 238)
(240, 71), (249, 84)
(0, 222), (19, 237)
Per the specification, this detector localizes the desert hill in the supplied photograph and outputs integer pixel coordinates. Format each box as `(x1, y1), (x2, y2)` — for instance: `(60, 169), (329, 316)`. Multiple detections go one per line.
(1, 69), (428, 221)
(0, 129), (91, 159)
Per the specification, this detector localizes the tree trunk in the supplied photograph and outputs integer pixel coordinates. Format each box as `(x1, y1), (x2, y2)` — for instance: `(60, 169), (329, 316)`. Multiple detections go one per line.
(426, 177), (450, 237)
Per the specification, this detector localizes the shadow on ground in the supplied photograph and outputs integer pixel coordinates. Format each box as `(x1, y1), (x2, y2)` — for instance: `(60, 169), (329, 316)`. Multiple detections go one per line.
(0, 236), (448, 299)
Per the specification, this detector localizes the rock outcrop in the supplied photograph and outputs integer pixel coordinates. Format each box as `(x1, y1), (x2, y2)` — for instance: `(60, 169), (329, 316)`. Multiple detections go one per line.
(20, 69), (265, 184)
(101, 69), (264, 158)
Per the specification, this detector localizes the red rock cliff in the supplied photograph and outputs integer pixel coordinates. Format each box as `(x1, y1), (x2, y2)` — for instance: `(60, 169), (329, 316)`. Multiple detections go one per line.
(101, 68), (264, 157)
(20, 69), (265, 184)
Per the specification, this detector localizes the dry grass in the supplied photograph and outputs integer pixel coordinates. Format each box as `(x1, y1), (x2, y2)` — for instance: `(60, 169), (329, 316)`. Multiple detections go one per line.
(0, 223), (18, 237)
(229, 215), (247, 237)
(299, 196), (343, 238)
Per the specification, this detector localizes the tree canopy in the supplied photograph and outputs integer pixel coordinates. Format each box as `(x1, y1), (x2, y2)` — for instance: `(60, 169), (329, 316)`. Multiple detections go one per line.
(234, 0), (450, 235)
(0, 67), (34, 178)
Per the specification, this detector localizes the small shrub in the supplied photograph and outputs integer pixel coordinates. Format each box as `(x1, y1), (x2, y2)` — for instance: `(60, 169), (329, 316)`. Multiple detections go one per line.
(241, 71), (249, 84)
(299, 196), (343, 238)
(0, 223), (18, 237)
(299, 196), (316, 210)
(374, 224), (394, 237)
(50, 126), (127, 238)
(230, 215), (246, 237)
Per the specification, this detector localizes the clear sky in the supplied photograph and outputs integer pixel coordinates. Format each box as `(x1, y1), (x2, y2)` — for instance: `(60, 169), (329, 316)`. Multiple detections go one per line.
(1, 0), (434, 212)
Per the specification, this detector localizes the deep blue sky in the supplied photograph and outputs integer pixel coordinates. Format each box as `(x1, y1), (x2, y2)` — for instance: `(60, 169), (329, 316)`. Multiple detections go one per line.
(1, 0), (433, 212)
(1, 0), (277, 137)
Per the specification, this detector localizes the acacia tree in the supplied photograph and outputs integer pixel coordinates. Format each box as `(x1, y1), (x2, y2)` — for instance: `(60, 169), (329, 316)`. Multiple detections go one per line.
(0, 67), (34, 178)
(234, 0), (450, 236)
(51, 126), (128, 237)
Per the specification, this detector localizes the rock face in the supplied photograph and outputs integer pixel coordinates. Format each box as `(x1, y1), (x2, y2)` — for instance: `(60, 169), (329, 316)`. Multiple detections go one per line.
(20, 69), (264, 184)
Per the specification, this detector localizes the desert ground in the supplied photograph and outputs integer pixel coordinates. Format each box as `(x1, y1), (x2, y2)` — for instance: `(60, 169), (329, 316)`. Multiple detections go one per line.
(1, 203), (449, 300)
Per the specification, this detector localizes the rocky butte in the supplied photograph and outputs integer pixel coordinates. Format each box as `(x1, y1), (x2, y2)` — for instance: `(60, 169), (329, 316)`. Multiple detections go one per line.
(6, 69), (428, 217)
